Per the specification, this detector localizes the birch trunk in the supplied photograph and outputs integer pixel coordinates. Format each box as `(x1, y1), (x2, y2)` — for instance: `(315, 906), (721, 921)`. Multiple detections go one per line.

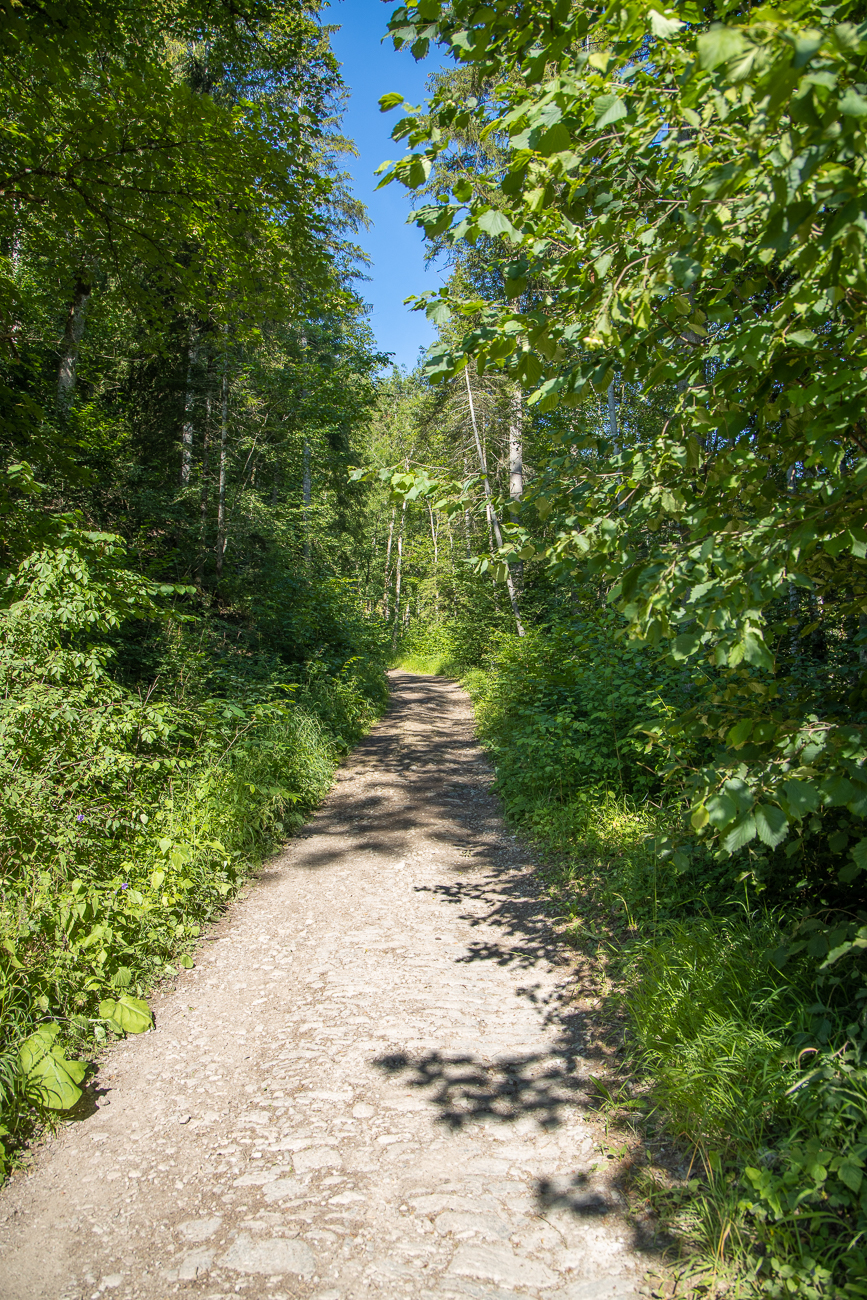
(215, 359), (229, 581)
(464, 367), (524, 636)
(509, 386), (524, 591)
(299, 330), (311, 562)
(392, 502), (406, 650)
(57, 276), (92, 410)
(428, 502), (439, 620)
(607, 377), (618, 445)
(383, 506), (395, 619)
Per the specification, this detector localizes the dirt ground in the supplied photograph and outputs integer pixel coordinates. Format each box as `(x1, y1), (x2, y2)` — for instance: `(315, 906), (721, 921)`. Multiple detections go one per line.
(0, 672), (654, 1300)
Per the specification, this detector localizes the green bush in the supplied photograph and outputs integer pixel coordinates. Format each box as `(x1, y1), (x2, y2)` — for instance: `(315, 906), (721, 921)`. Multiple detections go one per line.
(0, 531), (386, 1162)
(472, 614), (689, 809)
(459, 609), (867, 1296)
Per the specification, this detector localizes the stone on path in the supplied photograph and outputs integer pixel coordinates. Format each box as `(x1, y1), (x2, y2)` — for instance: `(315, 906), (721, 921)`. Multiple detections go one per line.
(0, 672), (651, 1300)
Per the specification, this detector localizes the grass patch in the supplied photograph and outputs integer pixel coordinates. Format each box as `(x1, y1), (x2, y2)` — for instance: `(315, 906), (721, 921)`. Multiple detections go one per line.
(391, 650), (457, 676)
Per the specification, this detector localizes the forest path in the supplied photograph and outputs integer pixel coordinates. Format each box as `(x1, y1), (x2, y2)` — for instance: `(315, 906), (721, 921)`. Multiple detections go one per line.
(0, 672), (651, 1300)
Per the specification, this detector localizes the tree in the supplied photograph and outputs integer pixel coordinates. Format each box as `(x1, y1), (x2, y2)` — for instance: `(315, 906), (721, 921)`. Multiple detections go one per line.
(379, 0), (867, 913)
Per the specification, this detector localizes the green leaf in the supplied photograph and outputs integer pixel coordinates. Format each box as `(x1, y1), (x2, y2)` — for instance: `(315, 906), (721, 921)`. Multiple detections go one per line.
(840, 88), (867, 116)
(755, 804), (789, 848)
(648, 8), (684, 37)
(99, 995), (152, 1035)
(742, 630), (774, 670)
(782, 779), (821, 818)
(726, 719), (753, 749)
(477, 209), (518, 240)
(1, 939), (23, 970)
(697, 25), (748, 70)
(593, 95), (628, 128)
(837, 1159), (863, 1193)
(722, 815), (757, 852)
(706, 792), (737, 828)
(672, 631), (701, 660)
(849, 837), (867, 876)
(379, 92), (405, 112)
(19, 1026), (86, 1110)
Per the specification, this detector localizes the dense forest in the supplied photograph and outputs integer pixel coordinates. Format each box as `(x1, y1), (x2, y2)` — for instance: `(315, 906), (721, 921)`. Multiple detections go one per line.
(2, 0), (867, 1295)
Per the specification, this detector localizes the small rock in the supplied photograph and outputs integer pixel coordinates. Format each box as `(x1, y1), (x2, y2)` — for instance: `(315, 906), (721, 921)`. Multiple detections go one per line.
(220, 1233), (316, 1277)
(164, 1248), (215, 1282)
(435, 1210), (512, 1241)
(292, 1147), (341, 1173)
(262, 1178), (302, 1203)
(352, 1103), (375, 1119)
(178, 1217), (222, 1242)
(447, 1243), (557, 1289)
(178, 1114), (191, 1125)
(100, 1277), (123, 1290)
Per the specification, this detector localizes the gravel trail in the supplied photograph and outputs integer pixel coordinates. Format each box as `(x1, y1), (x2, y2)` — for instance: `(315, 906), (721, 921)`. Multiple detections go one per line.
(0, 672), (650, 1300)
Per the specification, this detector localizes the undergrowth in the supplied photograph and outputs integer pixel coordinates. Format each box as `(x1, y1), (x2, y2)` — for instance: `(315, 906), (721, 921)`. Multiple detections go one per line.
(0, 532), (388, 1166)
(402, 618), (867, 1298)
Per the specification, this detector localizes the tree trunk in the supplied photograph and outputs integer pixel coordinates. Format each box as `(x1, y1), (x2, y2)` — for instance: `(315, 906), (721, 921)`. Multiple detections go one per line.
(392, 502), (406, 650)
(302, 440), (311, 561)
(428, 502), (439, 620)
(57, 276), (92, 410)
(215, 358), (229, 581)
(508, 386), (524, 591)
(197, 363), (212, 589)
(464, 366), (524, 636)
(383, 506), (395, 620)
(607, 377), (618, 445)
(180, 329), (200, 485)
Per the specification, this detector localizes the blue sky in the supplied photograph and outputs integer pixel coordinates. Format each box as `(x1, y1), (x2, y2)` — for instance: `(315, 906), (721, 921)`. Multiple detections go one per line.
(325, 0), (445, 371)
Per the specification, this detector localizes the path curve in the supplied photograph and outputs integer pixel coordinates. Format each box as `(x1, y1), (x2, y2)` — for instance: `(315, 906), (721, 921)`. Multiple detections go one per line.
(0, 672), (650, 1300)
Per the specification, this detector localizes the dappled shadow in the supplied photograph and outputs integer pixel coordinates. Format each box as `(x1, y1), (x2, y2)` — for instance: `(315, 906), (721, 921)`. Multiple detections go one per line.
(372, 1045), (663, 1252)
(536, 1172), (612, 1216)
(373, 1047), (592, 1131)
(284, 671), (510, 873)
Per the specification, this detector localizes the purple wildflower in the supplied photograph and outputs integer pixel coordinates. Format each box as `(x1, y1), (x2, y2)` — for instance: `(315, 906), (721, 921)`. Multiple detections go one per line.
(76, 814), (84, 823)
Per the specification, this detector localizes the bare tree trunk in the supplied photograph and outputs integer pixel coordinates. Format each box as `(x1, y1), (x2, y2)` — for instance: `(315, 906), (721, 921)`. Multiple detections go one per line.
(302, 440), (311, 561)
(607, 377), (618, 445)
(366, 512), (380, 608)
(383, 506), (395, 620)
(215, 358), (229, 581)
(464, 367), (524, 636)
(180, 328), (200, 485)
(509, 386), (524, 591)
(299, 330), (311, 562)
(509, 388), (524, 500)
(428, 502), (439, 620)
(57, 275), (92, 410)
(197, 362), (212, 589)
(392, 502), (406, 650)
(462, 456), (473, 559)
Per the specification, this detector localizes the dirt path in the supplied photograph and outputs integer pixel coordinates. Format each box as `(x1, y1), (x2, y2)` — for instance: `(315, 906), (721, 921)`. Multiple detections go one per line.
(0, 672), (651, 1300)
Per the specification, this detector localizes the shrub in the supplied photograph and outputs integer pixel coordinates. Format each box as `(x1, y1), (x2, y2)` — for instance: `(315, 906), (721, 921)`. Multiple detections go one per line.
(0, 531), (386, 1163)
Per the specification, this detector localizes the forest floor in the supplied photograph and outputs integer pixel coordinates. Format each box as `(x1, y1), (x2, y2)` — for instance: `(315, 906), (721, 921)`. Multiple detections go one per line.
(0, 672), (657, 1300)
